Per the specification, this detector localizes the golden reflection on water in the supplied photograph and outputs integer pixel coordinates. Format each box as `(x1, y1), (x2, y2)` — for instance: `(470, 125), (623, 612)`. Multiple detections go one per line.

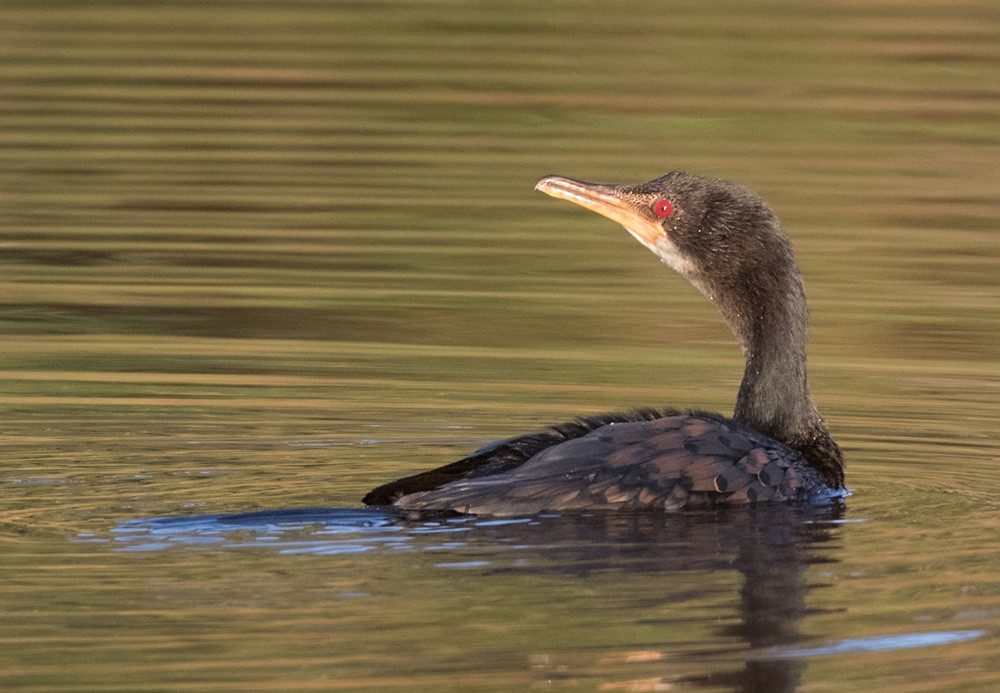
(2, 1), (999, 690)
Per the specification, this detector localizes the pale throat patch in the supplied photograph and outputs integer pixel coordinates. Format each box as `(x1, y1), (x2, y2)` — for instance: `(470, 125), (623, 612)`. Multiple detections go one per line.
(622, 224), (697, 277)
(622, 223), (713, 304)
(654, 235), (697, 278)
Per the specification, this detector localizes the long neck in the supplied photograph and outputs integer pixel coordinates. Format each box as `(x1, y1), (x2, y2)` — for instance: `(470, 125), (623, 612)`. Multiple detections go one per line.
(711, 257), (845, 488)
(732, 272), (814, 438)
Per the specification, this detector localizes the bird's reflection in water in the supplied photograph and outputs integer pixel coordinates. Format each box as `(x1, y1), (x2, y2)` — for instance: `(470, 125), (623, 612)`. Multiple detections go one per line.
(112, 503), (845, 692)
(459, 506), (843, 692)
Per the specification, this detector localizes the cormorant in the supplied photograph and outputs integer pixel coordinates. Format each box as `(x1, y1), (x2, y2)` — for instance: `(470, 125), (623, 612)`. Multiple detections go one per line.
(364, 172), (846, 514)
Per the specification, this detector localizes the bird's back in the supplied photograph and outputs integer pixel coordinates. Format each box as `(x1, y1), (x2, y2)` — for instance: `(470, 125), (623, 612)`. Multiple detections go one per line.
(367, 409), (841, 515)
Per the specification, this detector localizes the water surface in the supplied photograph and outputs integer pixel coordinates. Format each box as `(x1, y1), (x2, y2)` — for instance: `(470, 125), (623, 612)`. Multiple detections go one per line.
(3, 2), (999, 690)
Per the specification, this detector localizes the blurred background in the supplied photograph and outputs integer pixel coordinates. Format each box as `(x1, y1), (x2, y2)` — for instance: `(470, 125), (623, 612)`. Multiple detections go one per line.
(2, 1), (999, 689)
(4, 0), (997, 503)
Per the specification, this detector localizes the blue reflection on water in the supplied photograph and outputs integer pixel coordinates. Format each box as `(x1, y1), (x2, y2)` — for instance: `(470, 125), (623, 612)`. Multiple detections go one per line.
(754, 629), (984, 659)
(108, 507), (500, 556)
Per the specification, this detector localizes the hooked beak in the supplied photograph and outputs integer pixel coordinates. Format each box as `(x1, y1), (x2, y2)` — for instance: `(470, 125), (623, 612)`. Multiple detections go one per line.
(534, 175), (666, 255)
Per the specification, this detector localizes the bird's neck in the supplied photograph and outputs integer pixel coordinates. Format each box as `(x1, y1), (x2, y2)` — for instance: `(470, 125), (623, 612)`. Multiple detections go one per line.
(732, 290), (815, 440)
(713, 267), (845, 488)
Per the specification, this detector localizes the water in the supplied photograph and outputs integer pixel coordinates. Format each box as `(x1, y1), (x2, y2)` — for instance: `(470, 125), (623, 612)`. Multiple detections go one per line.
(3, 1), (999, 690)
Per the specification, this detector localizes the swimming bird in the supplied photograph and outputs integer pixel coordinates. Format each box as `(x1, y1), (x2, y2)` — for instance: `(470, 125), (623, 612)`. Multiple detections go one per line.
(363, 172), (846, 515)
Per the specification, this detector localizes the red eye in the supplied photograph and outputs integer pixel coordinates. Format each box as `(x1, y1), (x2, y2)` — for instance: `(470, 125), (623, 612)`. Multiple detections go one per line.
(653, 199), (673, 217)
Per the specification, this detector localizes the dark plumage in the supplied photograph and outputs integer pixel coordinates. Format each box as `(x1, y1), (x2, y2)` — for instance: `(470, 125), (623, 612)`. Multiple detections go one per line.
(363, 172), (846, 515)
